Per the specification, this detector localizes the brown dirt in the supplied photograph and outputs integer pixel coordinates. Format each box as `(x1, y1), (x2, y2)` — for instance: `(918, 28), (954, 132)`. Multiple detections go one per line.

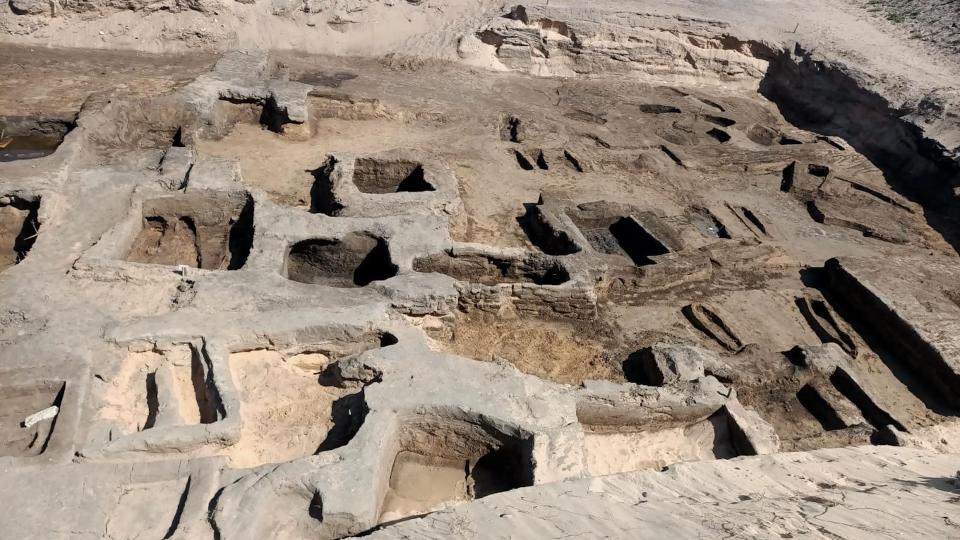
(432, 312), (620, 386)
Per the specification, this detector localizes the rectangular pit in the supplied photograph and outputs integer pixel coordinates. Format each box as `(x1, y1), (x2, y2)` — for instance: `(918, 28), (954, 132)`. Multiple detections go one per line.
(582, 412), (737, 475)
(379, 415), (533, 524)
(570, 213), (670, 266)
(0, 117), (72, 162)
(352, 158), (434, 194)
(226, 348), (368, 467)
(126, 193), (254, 270)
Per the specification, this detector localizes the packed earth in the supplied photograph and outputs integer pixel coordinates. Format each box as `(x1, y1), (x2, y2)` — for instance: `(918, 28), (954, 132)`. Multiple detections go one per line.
(0, 0), (959, 538)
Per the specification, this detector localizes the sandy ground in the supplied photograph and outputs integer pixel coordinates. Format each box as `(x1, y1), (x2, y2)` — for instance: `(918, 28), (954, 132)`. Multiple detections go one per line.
(98, 347), (201, 435)
(380, 452), (472, 523)
(583, 415), (734, 475)
(0, 45), (214, 119)
(225, 349), (347, 468)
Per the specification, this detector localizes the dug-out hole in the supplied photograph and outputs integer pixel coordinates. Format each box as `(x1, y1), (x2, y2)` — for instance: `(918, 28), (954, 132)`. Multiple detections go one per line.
(686, 206), (730, 240)
(379, 415), (533, 524)
(412, 251), (569, 285)
(0, 380), (65, 458)
(98, 346), (222, 437)
(580, 411), (738, 476)
(0, 117), (73, 162)
(127, 193), (254, 270)
(287, 232), (398, 287)
(517, 203), (581, 256)
(226, 348), (370, 468)
(352, 158), (434, 194)
(0, 196), (40, 272)
(571, 214), (669, 266)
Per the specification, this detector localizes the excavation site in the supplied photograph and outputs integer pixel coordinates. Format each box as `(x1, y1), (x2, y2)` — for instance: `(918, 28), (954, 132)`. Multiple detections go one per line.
(1, 0), (959, 538)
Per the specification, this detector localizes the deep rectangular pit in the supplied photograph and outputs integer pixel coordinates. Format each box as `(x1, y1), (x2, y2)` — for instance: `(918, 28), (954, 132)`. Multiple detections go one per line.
(286, 232), (398, 287)
(0, 196), (40, 272)
(412, 251), (569, 286)
(379, 416), (533, 524)
(581, 412), (738, 476)
(0, 380), (64, 458)
(796, 384), (847, 431)
(352, 158), (434, 194)
(517, 204), (581, 256)
(126, 193), (254, 270)
(572, 214), (670, 266)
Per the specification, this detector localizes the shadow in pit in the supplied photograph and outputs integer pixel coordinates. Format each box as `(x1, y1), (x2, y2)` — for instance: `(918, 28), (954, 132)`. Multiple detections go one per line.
(759, 46), (960, 253)
(315, 390), (369, 453)
(800, 267), (958, 417)
(308, 158), (344, 216)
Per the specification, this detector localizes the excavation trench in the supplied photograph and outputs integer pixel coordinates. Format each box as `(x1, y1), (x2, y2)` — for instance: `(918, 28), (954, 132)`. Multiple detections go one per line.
(760, 46), (960, 253)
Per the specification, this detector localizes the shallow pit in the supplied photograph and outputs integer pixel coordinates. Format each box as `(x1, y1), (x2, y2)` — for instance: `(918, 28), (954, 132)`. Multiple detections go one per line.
(379, 415), (533, 524)
(212, 97), (297, 135)
(686, 206), (730, 240)
(582, 412), (737, 475)
(0, 196), (40, 271)
(225, 349), (364, 468)
(126, 193), (254, 270)
(412, 251), (569, 285)
(352, 158), (434, 194)
(0, 380), (64, 458)
(0, 117), (72, 162)
(286, 232), (398, 287)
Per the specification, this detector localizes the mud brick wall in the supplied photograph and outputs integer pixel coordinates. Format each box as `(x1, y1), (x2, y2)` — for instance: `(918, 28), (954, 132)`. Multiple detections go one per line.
(457, 283), (597, 320)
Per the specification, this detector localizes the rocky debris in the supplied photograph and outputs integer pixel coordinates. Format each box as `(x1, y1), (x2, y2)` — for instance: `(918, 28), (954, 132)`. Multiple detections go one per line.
(631, 343), (711, 386)
(460, 5), (776, 81)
